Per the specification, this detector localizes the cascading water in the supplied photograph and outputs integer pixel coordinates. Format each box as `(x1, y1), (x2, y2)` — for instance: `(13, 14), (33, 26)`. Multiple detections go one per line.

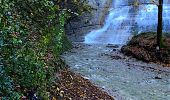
(85, 0), (132, 44)
(84, 0), (170, 44)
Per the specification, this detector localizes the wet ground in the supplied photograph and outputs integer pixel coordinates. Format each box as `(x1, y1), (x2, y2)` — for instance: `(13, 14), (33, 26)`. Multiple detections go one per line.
(61, 43), (170, 100)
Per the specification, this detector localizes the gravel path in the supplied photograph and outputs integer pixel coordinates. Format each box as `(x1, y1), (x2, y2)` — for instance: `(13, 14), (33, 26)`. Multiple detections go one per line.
(61, 43), (170, 100)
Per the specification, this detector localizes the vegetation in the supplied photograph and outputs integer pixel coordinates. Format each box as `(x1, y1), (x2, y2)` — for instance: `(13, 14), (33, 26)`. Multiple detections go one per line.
(1, 0), (169, 99)
(0, 0), (91, 99)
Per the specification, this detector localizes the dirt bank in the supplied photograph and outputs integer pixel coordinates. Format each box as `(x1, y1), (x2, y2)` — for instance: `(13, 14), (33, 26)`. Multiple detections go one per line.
(121, 32), (170, 66)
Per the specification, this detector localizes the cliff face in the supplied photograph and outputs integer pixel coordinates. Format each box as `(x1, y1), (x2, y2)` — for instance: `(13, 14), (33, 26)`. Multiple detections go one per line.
(65, 0), (112, 42)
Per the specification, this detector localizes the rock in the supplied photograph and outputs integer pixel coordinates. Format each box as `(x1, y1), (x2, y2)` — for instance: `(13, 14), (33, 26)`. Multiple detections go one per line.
(110, 55), (122, 60)
(65, 0), (113, 42)
(106, 44), (119, 48)
(154, 75), (162, 79)
(112, 49), (117, 51)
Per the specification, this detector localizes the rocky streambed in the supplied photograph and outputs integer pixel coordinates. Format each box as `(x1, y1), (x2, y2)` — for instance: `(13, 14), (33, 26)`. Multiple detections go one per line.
(61, 43), (170, 100)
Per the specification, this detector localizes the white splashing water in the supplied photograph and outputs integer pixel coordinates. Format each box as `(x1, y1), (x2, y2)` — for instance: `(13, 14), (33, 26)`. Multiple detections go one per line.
(84, 0), (170, 44)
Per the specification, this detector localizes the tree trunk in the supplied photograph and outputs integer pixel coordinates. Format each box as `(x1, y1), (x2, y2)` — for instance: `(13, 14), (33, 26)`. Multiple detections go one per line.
(157, 0), (163, 49)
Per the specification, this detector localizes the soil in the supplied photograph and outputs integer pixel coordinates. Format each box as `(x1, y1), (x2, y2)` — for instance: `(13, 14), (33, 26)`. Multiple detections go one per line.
(121, 32), (170, 66)
(51, 68), (114, 100)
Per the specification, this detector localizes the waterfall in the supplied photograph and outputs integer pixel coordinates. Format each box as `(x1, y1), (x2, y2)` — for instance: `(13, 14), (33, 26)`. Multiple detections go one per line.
(84, 0), (170, 44)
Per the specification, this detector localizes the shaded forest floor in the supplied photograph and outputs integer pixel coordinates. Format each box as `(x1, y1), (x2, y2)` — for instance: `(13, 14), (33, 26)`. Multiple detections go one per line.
(122, 32), (170, 66)
(51, 68), (114, 100)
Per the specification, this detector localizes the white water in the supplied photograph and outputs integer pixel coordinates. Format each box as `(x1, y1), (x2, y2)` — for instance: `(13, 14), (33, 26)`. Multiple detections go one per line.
(84, 0), (170, 44)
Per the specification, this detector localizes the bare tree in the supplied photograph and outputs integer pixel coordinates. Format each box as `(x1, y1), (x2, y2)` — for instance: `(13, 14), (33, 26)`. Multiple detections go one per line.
(157, 0), (163, 50)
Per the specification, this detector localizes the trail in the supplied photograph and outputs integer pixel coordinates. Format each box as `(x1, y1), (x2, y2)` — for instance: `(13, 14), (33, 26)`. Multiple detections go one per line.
(61, 43), (170, 100)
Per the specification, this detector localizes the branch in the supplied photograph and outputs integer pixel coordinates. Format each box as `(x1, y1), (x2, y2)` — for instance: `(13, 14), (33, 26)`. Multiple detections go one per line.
(150, 0), (159, 6)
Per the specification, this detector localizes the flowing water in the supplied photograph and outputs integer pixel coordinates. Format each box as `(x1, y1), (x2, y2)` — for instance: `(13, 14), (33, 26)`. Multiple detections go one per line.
(62, 1), (170, 99)
(84, 0), (170, 44)
(62, 43), (170, 100)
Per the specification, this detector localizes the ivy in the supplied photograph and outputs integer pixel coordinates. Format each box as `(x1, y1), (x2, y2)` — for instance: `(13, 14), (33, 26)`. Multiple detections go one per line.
(0, 0), (90, 99)
(0, 63), (22, 99)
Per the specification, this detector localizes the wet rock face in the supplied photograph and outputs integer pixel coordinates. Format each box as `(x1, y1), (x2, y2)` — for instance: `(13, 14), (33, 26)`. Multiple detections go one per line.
(65, 0), (112, 42)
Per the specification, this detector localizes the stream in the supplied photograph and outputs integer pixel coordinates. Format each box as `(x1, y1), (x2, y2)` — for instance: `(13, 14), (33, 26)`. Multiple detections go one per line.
(61, 43), (170, 100)
(62, 0), (170, 100)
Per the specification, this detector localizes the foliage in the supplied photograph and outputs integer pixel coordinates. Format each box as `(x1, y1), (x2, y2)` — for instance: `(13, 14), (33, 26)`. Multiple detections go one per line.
(0, 65), (21, 99)
(0, 0), (90, 99)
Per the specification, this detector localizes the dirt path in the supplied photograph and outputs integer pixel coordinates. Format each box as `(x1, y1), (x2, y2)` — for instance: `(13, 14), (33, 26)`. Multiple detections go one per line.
(61, 43), (170, 100)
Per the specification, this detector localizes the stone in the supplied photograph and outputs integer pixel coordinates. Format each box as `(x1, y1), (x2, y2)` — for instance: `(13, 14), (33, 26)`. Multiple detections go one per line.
(106, 44), (119, 48)
(154, 74), (162, 79)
